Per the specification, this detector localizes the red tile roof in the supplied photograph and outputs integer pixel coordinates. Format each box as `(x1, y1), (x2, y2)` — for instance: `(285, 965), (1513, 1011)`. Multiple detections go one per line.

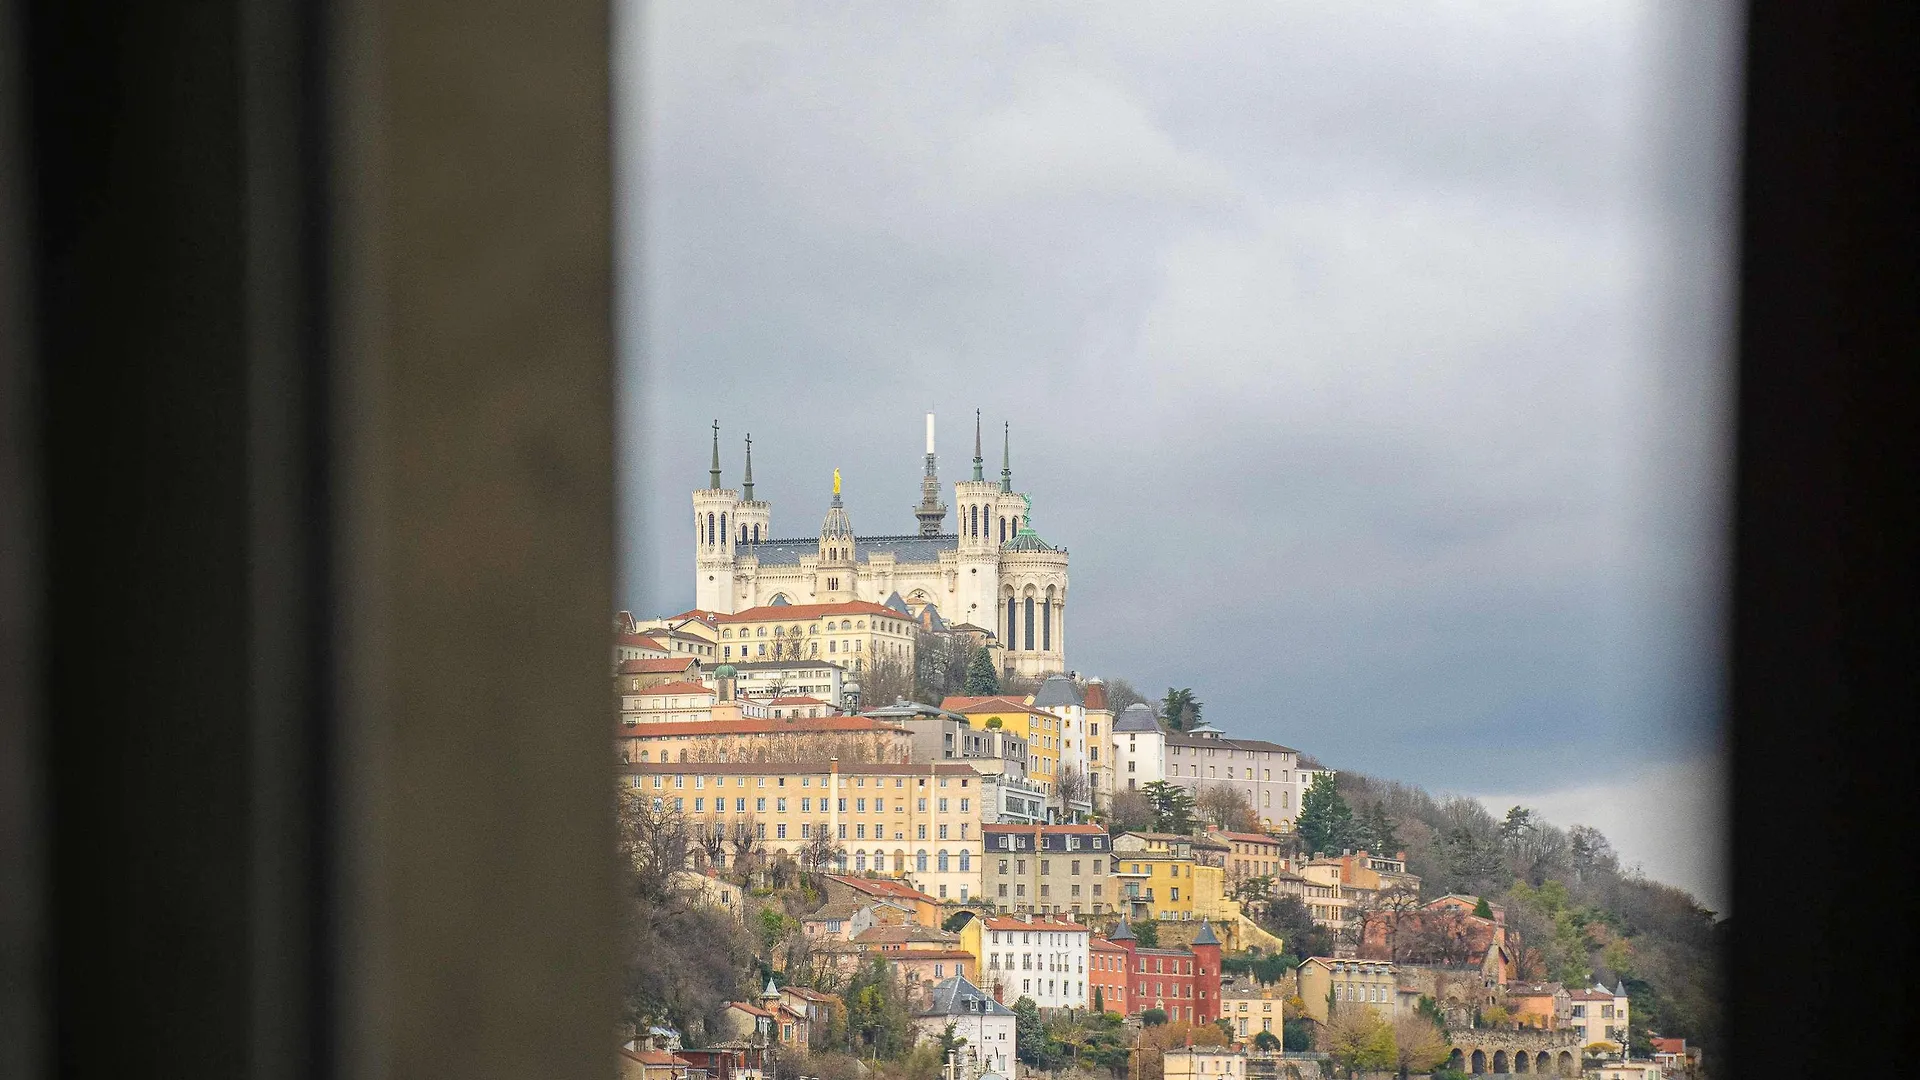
(829, 875), (938, 904)
(726, 1001), (774, 1019)
(940, 695), (1053, 717)
(635, 681), (716, 697)
(1212, 831), (1283, 845)
(718, 600), (904, 624)
(621, 761), (979, 777)
(669, 609), (723, 624)
(618, 632), (669, 650)
(886, 950), (976, 961)
(760, 695), (834, 707)
(977, 915), (1088, 932)
(619, 657), (698, 674)
(1083, 682), (1108, 710)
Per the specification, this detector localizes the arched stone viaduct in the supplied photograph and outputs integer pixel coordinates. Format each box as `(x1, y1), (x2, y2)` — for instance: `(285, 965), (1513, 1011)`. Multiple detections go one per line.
(1442, 1030), (1584, 1076)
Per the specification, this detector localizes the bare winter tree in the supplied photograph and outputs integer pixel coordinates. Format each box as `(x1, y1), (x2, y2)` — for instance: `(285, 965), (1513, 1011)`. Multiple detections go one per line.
(1195, 783), (1259, 832)
(1101, 677), (1149, 714)
(858, 656), (915, 708)
(619, 790), (693, 893)
(799, 830), (845, 874)
(728, 813), (764, 873)
(1055, 765), (1091, 815)
(697, 819), (729, 870)
(1108, 788), (1155, 833)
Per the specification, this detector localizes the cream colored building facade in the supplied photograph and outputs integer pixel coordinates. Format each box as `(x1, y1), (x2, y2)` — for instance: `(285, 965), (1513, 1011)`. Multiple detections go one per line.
(1221, 978), (1286, 1039)
(621, 759), (986, 902)
(1296, 957), (1400, 1026)
(713, 600), (918, 675)
(1162, 1047), (1245, 1080)
(691, 415), (1068, 679)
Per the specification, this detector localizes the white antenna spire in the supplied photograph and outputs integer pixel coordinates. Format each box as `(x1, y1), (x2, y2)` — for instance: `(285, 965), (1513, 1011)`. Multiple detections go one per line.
(926, 409), (935, 455)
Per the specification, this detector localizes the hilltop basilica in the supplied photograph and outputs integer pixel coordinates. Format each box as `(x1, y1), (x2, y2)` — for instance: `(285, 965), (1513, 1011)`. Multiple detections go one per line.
(693, 412), (1067, 678)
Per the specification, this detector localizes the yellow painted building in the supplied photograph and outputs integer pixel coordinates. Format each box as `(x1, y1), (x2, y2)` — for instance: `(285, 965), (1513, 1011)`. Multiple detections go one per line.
(942, 696), (1061, 793)
(619, 759), (985, 902)
(715, 600), (918, 674)
(1296, 957), (1399, 1026)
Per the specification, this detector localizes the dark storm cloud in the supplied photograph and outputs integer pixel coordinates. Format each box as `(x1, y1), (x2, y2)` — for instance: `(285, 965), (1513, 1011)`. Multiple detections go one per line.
(614, 0), (1741, 841)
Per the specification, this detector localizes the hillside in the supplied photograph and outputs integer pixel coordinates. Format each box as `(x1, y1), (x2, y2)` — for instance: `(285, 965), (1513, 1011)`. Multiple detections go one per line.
(1327, 768), (1724, 1061)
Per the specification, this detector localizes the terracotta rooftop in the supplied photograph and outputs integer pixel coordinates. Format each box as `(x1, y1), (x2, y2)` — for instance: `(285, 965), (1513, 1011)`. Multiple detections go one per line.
(633, 681), (717, 697)
(618, 657), (698, 674)
(939, 695), (1053, 718)
(829, 875), (939, 904)
(621, 761), (979, 777)
(718, 600), (904, 623)
(976, 915), (1088, 932)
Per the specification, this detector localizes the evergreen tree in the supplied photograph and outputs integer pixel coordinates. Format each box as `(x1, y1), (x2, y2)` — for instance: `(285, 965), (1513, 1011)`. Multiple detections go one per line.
(1361, 800), (1400, 854)
(963, 649), (1001, 696)
(1012, 997), (1053, 1068)
(1473, 896), (1494, 919)
(1296, 773), (1355, 857)
(1140, 780), (1198, 834)
(1160, 687), (1202, 730)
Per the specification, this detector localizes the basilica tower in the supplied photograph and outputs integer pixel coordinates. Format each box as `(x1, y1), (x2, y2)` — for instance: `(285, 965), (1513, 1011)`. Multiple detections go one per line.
(914, 411), (948, 537)
(952, 410), (1002, 633)
(814, 470), (856, 603)
(693, 421), (740, 612)
(734, 434), (771, 545)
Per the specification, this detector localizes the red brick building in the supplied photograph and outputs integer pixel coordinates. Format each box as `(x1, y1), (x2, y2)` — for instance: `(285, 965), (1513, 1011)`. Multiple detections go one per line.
(1106, 919), (1223, 1026)
(1089, 935), (1130, 1015)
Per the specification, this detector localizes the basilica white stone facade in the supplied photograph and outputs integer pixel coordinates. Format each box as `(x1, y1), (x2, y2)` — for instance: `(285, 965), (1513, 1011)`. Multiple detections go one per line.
(693, 414), (1067, 679)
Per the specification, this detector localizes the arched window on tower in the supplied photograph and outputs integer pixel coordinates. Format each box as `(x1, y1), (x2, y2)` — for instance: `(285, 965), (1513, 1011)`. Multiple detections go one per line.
(1024, 596), (1035, 651)
(720, 513), (727, 544)
(752, 524), (759, 543)
(1042, 595), (1051, 652)
(1006, 596), (1017, 649)
(706, 513), (715, 545)
(970, 505), (978, 537)
(999, 517), (1006, 542)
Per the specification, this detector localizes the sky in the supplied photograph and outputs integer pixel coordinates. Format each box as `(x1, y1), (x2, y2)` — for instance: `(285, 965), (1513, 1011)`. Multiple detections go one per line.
(615, 2), (1742, 910)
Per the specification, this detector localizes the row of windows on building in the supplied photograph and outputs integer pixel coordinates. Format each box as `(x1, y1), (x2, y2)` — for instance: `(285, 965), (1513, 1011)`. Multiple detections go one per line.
(995, 858), (1106, 875)
(635, 772), (969, 789)
(625, 791), (970, 816)
(962, 505), (1022, 542)
(996, 882), (1104, 899)
(1334, 984), (1391, 1004)
(1005, 594), (1056, 653)
(724, 638), (891, 662)
(723, 619), (888, 637)
(986, 953), (1084, 973)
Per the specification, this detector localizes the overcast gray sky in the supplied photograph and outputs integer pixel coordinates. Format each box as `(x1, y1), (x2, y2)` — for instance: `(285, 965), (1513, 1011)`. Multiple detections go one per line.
(616, 2), (1741, 909)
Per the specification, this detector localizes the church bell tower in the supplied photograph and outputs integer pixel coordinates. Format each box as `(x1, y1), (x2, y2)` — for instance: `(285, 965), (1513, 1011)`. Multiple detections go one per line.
(693, 420), (740, 612)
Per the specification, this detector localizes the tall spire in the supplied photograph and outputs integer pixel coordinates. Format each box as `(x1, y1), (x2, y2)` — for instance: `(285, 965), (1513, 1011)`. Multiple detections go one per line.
(916, 410), (948, 536)
(972, 409), (985, 481)
(742, 434), (755, 501)
(1000, 422), (1013, 493)
(709, 420), (722, 489)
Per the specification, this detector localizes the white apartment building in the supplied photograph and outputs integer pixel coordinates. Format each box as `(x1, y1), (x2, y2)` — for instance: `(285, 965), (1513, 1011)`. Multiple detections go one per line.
(977, 915), (1090, 1010)
(1163, 726), (1303, 830)
(701, 658), (848, 710)
(1113, 704), (1166, 791)
(1032, 674), (1093, 818)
